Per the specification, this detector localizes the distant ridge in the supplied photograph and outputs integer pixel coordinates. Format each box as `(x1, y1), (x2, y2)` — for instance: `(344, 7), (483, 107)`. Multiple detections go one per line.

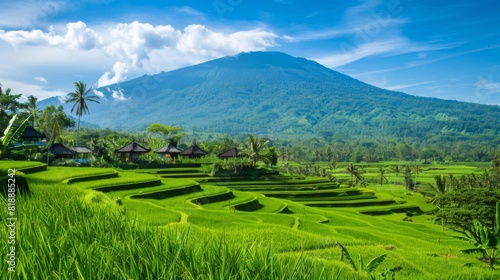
(40, 51), (500, 138)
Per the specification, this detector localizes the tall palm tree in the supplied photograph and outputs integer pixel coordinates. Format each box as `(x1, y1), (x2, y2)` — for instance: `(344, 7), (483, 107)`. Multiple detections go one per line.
(26, 95), (39, 127)
(346, 164), (365, 186)
(403, 166), (413, 191)
(243, 134), (269, 167)
(430, 175), (448, 231)
(391, 165), (401, 176)
(65, 81), (100, 146)
(377, 166), (388, 188)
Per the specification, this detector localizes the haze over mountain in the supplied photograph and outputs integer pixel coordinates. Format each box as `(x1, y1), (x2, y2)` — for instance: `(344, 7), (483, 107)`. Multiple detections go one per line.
(40, 51), (500, 138)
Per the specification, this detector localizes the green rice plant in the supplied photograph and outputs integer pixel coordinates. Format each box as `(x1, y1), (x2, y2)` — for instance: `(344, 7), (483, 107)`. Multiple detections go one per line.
(26, 166), (117, 183)
(0, 182), (346, 279)
(130, 184), (202, 200)
(0, 160), (46, 173)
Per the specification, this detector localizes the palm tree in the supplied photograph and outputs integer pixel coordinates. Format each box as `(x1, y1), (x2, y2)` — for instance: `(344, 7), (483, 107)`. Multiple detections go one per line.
(377, 166), (388, 188)
(65, 81), (100, 146)
(243, 134), (269, 167)
(430, 175), (448, 231)
(391, 165), (401, 176)
(25, 95), (39, 127)
(346, 164), (365, 186)
(403, 166), (413, 191)
(346, 164), (358, 185)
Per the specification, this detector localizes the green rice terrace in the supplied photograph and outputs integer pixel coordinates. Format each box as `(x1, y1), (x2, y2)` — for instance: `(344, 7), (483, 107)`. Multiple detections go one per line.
(1, 160), (500, 279)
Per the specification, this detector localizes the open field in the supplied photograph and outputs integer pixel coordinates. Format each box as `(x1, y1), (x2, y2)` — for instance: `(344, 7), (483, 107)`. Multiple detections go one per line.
(1, 160), (499, 279)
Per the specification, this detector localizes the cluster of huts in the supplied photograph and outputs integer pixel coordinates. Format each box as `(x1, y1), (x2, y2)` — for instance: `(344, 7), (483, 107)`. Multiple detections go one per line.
(16, 126), (241, 162)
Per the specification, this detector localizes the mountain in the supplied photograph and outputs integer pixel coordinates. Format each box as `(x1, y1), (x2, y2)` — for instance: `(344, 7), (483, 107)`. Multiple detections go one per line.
(40, 51), (500, 138)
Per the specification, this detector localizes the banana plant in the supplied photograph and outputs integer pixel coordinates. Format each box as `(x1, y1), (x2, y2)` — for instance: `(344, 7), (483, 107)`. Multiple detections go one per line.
(336, 241), (397, 279)
(454, 202), (500, 269)
(1, 114), (32, 148)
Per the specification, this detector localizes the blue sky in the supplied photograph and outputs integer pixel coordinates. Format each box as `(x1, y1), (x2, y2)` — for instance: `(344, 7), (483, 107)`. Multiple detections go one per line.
(0, 0), (499, 105)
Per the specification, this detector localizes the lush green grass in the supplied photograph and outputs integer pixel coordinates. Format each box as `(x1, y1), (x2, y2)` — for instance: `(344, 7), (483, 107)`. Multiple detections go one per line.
(26, 166), (117, 183)
(4, 160), (500, 279)
(0, 183), (344, 279)
(0, 160), (45, 170)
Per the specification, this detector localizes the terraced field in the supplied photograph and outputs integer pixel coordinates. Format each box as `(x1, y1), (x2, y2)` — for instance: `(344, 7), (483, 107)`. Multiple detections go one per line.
(4, 160), (499, 278)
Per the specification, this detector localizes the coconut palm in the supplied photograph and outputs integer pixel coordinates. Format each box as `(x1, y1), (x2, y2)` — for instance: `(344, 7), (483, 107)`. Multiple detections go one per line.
(25, 95), (39, 127)
(346, 164), (365, 186)
(391, 165), (401, 176)
(243, 134), (269, 167)
(65, 81), (100, 146)
(377, 166), (388, 188)
(430, 175), (448, 231)
(403, 166), (413, 191)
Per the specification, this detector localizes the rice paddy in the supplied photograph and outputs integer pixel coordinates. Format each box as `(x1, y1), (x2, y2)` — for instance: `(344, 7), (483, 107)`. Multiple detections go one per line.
(1, 160), (499, 279)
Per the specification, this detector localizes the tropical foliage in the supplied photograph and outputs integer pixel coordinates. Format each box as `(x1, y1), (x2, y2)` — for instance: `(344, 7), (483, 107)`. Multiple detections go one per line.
(454, 203), (500, 269)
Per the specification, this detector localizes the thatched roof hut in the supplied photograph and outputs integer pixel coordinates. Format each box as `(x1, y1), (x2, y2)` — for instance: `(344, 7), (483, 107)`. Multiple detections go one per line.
(43, 143), (76, 159)
(154, 144), (182, 159)
(218, 147), (241, 159)
(19, 126), (45, 140)
(115, 141), (150, 162)
(179, 145), (207, 158)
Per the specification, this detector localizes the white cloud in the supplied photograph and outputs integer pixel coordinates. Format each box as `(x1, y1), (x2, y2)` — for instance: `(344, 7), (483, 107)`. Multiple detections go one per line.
(92, 89), (105, 99)
(316, 38), (460, 68)
(111, 88), (128, 101)
(98, 62), (129, 87)
(35, 76), (48, 83)
(0, 21), (99, 49)
(288, 0), (459, 68)
(385, 81), (435, 91)
(0, 78), (66, 101)
(0, 21), (279, 90)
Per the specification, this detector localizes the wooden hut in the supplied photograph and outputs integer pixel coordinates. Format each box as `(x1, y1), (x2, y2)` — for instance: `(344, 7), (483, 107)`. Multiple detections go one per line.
(154, 144), (182, 159)
(179, 145), (207, 158)
(71, 146), (93, 155)
(71, 146), (93, 163)
(115, 141), (150, 162)
(16, 126), (46, 146)
(218, 147), (241, 159)
(43, 143), (76, 159)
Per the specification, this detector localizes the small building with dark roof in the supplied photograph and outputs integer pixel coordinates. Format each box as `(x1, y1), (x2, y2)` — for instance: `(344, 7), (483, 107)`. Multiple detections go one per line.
(179, 145), (207, 158)
(43, 143), (76, 159)
(15, 126), (46, 147)
(71, 146), (94, 164)
(218, 147), (241, 159)
(115, 141), (150, 162)
(71, 146), (93, 154)
(154, 144), (182, 159)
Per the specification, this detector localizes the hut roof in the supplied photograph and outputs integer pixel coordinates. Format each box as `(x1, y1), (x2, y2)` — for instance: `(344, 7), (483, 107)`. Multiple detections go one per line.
(179, 145), (207, 156)
(19, 126), (45, 139)
(218, 147), (240, 158)
(154, 144), (182, 154)
(43, 143), (76, 155)
(71, 146), (93, 154)
(115, 141), (150, 153)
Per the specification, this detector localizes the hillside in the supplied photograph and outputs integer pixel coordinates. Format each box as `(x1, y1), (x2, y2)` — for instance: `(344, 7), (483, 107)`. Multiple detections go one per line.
(40, 51), (500, 137)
